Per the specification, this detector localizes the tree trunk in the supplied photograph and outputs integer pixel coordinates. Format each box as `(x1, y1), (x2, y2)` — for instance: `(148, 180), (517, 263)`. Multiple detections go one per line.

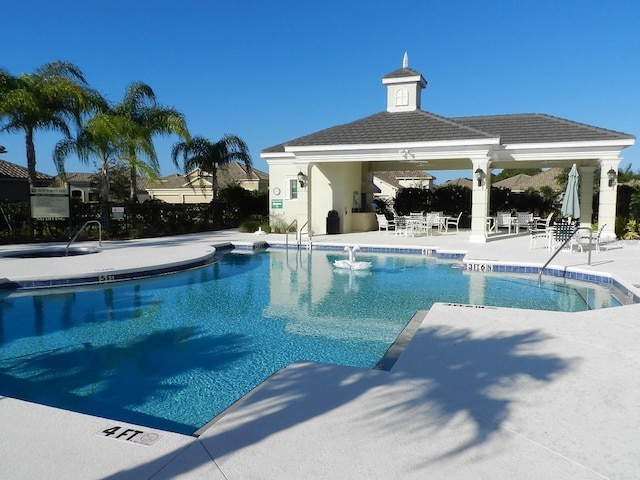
(25, 127), (37, 186)
(129, 166), (138, 202)
(101, 159), (110, 233)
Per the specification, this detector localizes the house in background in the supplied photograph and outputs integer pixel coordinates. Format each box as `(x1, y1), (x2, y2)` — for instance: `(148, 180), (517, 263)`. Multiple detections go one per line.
(441, 178), (473, 189)
(146, 162), (268, 204)
(373, 170), (434, 202)
(0, 159), (53, 201)
(56, 172), (99, 203)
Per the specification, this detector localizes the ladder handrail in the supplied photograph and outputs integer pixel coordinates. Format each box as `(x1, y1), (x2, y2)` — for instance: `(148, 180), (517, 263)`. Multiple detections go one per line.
(538, 226), (593, 286)
(285, 219), (297, 250)
(298, 220), (311, 248)
(66, 220), (102, 256)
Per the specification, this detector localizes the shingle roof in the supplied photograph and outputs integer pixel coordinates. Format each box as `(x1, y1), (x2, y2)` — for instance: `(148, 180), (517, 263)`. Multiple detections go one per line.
(263, 112), (635, 154)
(262, 111), (495, 153)
(493, 173), (532, 191)
(441, 178), (473, 189)
(452, 113), (635, 144)
(382, 67), (424, 79)
(0, 159), (53, 180)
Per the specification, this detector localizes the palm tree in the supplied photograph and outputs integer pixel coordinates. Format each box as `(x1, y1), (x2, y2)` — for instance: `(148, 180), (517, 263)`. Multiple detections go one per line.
(112, 82), (189, 201)
(53, 113), (140, 231)
(0, 61), (105, 185)
(171, 134), (251, 224)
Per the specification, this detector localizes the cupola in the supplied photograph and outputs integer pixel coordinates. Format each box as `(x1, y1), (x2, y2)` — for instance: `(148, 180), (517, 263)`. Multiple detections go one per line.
(381, 52), (427, 112)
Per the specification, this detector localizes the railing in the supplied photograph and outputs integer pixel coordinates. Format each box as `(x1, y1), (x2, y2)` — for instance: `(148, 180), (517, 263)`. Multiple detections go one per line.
(285, 219), (297, 250)
(298, 220), (311, 249)
(538, 226), (593, 286)
(66, 220), (102, 256)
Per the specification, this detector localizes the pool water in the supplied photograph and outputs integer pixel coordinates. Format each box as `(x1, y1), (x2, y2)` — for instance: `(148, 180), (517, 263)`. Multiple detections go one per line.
(0, 249), (619, 434)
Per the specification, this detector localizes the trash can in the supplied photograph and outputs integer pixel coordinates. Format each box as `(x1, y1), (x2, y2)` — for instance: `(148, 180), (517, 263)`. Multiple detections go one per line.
(326, 210), (340, 234)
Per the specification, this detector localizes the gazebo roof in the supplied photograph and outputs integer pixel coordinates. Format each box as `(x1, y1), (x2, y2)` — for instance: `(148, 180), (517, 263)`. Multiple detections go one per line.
(262, 111), (635, 154)
(262, 110), (495, 153)
(452, 113), (635, 144)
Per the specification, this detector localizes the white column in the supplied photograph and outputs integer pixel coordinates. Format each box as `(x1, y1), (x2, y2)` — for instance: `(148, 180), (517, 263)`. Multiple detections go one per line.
(578, 166), (595, 228)
(469, 158), (491, 243)
(598, 158), (620, 241)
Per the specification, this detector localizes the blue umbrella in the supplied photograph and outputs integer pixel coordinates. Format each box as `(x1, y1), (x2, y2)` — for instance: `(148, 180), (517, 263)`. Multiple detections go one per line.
(561, 164), (580, 221)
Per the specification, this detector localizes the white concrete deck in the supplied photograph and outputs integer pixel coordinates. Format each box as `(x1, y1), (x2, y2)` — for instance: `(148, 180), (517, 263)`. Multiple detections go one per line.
(1, 229), (639, 479)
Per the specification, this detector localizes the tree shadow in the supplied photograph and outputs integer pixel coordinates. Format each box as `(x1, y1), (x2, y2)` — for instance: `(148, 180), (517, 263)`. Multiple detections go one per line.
(104, 324), (574, 478)
(0, 326), (251, 434)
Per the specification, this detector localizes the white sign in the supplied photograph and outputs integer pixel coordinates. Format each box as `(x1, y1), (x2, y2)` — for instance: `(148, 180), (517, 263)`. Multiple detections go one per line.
(30, 187), (69, 220)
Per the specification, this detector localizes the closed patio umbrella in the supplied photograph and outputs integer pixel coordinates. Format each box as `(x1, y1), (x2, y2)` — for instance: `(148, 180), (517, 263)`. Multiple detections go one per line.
(561, 164), (580, 221)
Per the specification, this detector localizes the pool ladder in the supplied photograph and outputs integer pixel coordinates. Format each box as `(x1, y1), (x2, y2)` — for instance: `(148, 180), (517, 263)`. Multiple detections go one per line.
(66, 220), (102, 256)
(285, 219), (312, 250)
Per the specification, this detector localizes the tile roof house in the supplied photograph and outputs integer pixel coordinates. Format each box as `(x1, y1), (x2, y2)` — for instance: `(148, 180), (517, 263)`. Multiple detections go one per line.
(146, 162), (269, 204)
(0, 159), (54, 201)
(373, 170), (434, 201)
(261, 53), (635, 241)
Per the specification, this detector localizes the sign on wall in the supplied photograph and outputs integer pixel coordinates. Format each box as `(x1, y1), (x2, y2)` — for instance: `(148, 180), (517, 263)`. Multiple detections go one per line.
(271, 199), (283, 209)
(30, 187), (69, 220)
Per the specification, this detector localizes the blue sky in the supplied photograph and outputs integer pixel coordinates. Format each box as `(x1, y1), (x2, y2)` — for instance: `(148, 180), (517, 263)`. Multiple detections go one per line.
(1, 0), (638, 184)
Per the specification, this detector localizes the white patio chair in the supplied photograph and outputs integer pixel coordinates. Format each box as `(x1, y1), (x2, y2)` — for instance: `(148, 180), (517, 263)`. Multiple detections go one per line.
(528, 213), (554, 249)
(376, 214), (395, 232)
(516, 212), (533, 232)
(576, 224), (607, 252)
(394, 216), (409, 236)
(495, 211), (513, 233)
(444, 212), (463, 233)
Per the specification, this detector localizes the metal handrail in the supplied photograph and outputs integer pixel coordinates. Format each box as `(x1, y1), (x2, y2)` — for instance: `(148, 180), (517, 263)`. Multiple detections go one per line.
(298, 220), (311, 249)
(285, 219), (297, 250)
(66, 220), (102, 256)
(538, 226), (593, 286)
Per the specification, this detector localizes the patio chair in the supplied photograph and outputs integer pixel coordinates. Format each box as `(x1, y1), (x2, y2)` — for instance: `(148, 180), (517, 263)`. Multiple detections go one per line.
(527, 213), (554, 249)
(429, 211), (443, 232)
(376, 214), (395, 232)
(551, 221), (580, 253)
(394, 216), (409, 236)
(444, 212), (463, 233)
(495, 211), (514, 233)
(576, 224), (607, 252)
(516, 212), (533, 231)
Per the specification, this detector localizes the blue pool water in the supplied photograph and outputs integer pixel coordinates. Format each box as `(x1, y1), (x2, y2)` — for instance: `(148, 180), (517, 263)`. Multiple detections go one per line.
(0, 249), (619, 434)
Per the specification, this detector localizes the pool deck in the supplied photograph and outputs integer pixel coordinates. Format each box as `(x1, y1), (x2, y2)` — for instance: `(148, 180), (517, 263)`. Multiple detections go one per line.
(1, 230), (640, 479)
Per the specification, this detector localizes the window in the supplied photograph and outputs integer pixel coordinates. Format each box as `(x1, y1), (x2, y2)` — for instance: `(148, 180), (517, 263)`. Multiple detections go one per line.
(285, 178), (298, 200)
(395, 88), (409, 106)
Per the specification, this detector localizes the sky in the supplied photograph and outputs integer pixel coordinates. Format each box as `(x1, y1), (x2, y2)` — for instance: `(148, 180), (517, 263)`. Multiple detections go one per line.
(1, 0), (639, 184)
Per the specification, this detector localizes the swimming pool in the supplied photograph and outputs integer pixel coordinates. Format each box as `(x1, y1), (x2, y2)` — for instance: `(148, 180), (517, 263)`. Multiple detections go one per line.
(0, 249), (621, 434)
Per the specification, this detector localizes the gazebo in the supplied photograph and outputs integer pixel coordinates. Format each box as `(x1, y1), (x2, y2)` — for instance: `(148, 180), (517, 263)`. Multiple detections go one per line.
(261, 53), (635, 242)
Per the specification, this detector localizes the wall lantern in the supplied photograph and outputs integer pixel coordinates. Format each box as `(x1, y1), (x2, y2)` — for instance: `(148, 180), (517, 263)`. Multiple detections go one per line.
(474, 168), (484, 187)
(297, 171), (307, 188)
(607, 168), (617, 187)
